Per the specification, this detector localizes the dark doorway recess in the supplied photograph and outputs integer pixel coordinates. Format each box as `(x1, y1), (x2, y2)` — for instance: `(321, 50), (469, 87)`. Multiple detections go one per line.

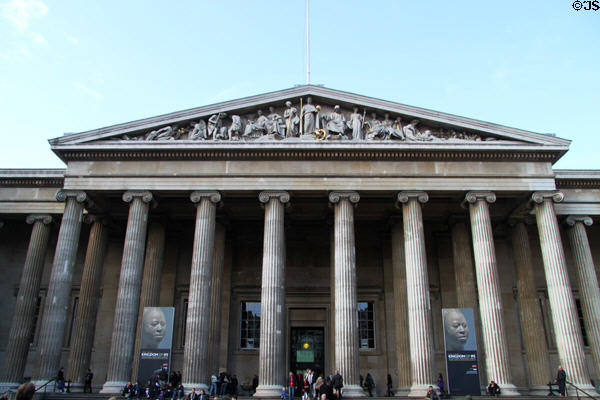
(290, 327), (324, 376)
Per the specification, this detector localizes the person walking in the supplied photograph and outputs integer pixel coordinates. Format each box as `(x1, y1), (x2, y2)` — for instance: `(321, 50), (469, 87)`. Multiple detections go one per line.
(84, 368), (94, 393)
(332, 371), (343, 400)
(288, 371), (297, 400)
(364, 373), (374, 397)
(555, 365), (567, 397)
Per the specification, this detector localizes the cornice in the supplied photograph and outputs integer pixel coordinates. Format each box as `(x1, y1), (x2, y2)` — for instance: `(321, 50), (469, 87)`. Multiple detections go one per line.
(51, 142), (566, 163)
(554, 169), (600, 189)
(0, 169), (65, 187)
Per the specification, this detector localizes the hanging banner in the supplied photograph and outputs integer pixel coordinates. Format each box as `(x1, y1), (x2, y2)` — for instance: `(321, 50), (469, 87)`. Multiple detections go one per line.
(442, 308), (480, 396)
(138, 307), (175, 384)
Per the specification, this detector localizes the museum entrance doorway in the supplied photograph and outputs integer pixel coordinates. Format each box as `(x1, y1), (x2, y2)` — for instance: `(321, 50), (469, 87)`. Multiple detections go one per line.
(290, 327), (325, 376)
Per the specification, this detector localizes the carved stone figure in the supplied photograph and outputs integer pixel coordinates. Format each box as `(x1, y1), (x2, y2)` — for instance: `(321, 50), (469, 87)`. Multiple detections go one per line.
(228, 115), (243, 140)
(403, 119), (433, 141)
(365, 113), (386, 140)
(323, 105), (346, 140)
(402, 119), (420, 141)
(267, 107), (285, 137)
(283, 101), (300, 137)
(243, 110), (269, 137)
(207, 113), (227, 139)
(388, 117), (405, 140)
(301, 97), (318, 134)
(348, 107), (364, 140)
(189, 120), (207, 140)
(145, 126), (180, 141)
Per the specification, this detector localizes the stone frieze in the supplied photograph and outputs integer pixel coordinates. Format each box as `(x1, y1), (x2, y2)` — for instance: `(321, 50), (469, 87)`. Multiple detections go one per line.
(110, 99), (497, 143)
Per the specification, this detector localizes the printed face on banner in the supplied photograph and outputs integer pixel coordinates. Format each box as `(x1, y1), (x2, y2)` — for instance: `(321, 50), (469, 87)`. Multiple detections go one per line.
(442, 308), (476, 351)
(138, 307), (174, 385)
(141, 307), (174, 349)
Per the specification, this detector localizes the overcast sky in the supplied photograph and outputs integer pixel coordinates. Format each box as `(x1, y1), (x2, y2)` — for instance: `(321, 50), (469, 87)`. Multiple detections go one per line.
(1, 0), (598, 169)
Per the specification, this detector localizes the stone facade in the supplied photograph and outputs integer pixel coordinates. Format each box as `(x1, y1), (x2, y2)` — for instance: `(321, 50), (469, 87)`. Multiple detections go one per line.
(0, 86), (599, 396)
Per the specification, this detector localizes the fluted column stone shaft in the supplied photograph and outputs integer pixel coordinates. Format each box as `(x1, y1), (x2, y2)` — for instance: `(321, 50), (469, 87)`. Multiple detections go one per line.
(0, 214), (52, 386)
(132, 222), (166, 381)
(254, 191), (289, 398)
(397, 191), (435, 397)
(390, 218), (411, 395)
(465, 191), (518, 395)
(34, 191), (87, 382)
(510, 221), (550, 392)
(101, 191), (153, 393)
(451, 221), (478, 309)
(67, 216), (109, 388)
(182, 191), (221, 390)
(207, 223), (226, 375)
(565, 215), (600, 379)
(532, 192), (594, 391)
(328, 191), (363, 398)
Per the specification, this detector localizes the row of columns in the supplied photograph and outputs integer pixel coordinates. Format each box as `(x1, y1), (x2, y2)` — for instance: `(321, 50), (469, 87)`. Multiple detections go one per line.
(1, 189), (599, 396)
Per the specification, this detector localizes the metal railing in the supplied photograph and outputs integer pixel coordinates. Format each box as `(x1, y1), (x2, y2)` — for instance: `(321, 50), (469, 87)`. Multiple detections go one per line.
(567, 380), (599, 400)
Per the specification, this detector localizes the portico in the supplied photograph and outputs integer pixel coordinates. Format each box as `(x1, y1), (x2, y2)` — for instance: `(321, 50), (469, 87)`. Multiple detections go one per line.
(0, 86), (599, 397)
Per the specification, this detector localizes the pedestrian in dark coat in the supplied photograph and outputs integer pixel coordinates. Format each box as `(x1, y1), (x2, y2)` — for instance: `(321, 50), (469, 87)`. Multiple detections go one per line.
(556, 365), (567, 397)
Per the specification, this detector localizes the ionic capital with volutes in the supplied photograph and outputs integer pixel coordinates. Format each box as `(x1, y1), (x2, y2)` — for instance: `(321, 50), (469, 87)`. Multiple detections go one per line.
(464, 191), (496, 205)
(259, 191), (290, 204)
(26, 214), (53, 225)
(565, 215), (593, 227)
(190, 191), (222, 204)
(56, 189), (88, 204)
(83, 214), (110, 226)
(531, 191), (564, 204)
(397, 191), (428, 204)
(122, 190), (154, 204)
(328, 191), (360, 205)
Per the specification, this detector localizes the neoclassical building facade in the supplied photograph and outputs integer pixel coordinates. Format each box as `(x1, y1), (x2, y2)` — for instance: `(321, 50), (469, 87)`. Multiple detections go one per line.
(0, 86), (599, 396)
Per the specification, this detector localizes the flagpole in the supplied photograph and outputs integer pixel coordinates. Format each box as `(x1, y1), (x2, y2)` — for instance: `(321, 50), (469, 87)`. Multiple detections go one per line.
(306, 0), (310, 85)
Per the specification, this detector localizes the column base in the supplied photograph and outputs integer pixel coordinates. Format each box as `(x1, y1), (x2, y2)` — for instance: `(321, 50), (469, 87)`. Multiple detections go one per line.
(408, 384), (437, 398)
(68, 382), (84, 392)
(0, 382), (20, 393)
(100, 380), (127, 394)
(528, 385), (550, 396)
(498, 383), (520, 396)
(182, 382), (208, 394)
(254, 384), (285, 398)
(393, 386), (411, 396)
(341, 384), (366, 397)
(568, 383), (598, 397)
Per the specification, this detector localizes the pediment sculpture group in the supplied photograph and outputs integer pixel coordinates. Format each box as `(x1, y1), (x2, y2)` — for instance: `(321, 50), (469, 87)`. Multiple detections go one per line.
(120, 97), (490, 142)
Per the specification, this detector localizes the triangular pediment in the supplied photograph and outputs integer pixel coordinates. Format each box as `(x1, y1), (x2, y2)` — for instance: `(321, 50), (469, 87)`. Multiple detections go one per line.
(49, 86), (569, 148)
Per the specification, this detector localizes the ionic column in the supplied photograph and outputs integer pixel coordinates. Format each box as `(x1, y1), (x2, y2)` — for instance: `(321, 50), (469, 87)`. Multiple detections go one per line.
(451, 220), (478, 309)
(328, 191), (363, 397)
(182, 191), (221, 391)
(255, 191), (289, 398)
(207, 222), (226, 375)
(390, 217), (411, 396)
(67, 216), (109, 390)
(33, 191), (88, 383)
(0, 214), (52, 387)
(532, 192), (595, 392)
(464, 191), (518, 395)
(565, 215), (600, 380)
(397, 191), (435, 397)
(132, 222), (166, 381)
(510, 220), (550, 394)
(101, 191), (153, 393)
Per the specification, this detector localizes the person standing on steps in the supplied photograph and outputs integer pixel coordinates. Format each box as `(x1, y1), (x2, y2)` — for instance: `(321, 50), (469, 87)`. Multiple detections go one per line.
(555, 365), (567, 397)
